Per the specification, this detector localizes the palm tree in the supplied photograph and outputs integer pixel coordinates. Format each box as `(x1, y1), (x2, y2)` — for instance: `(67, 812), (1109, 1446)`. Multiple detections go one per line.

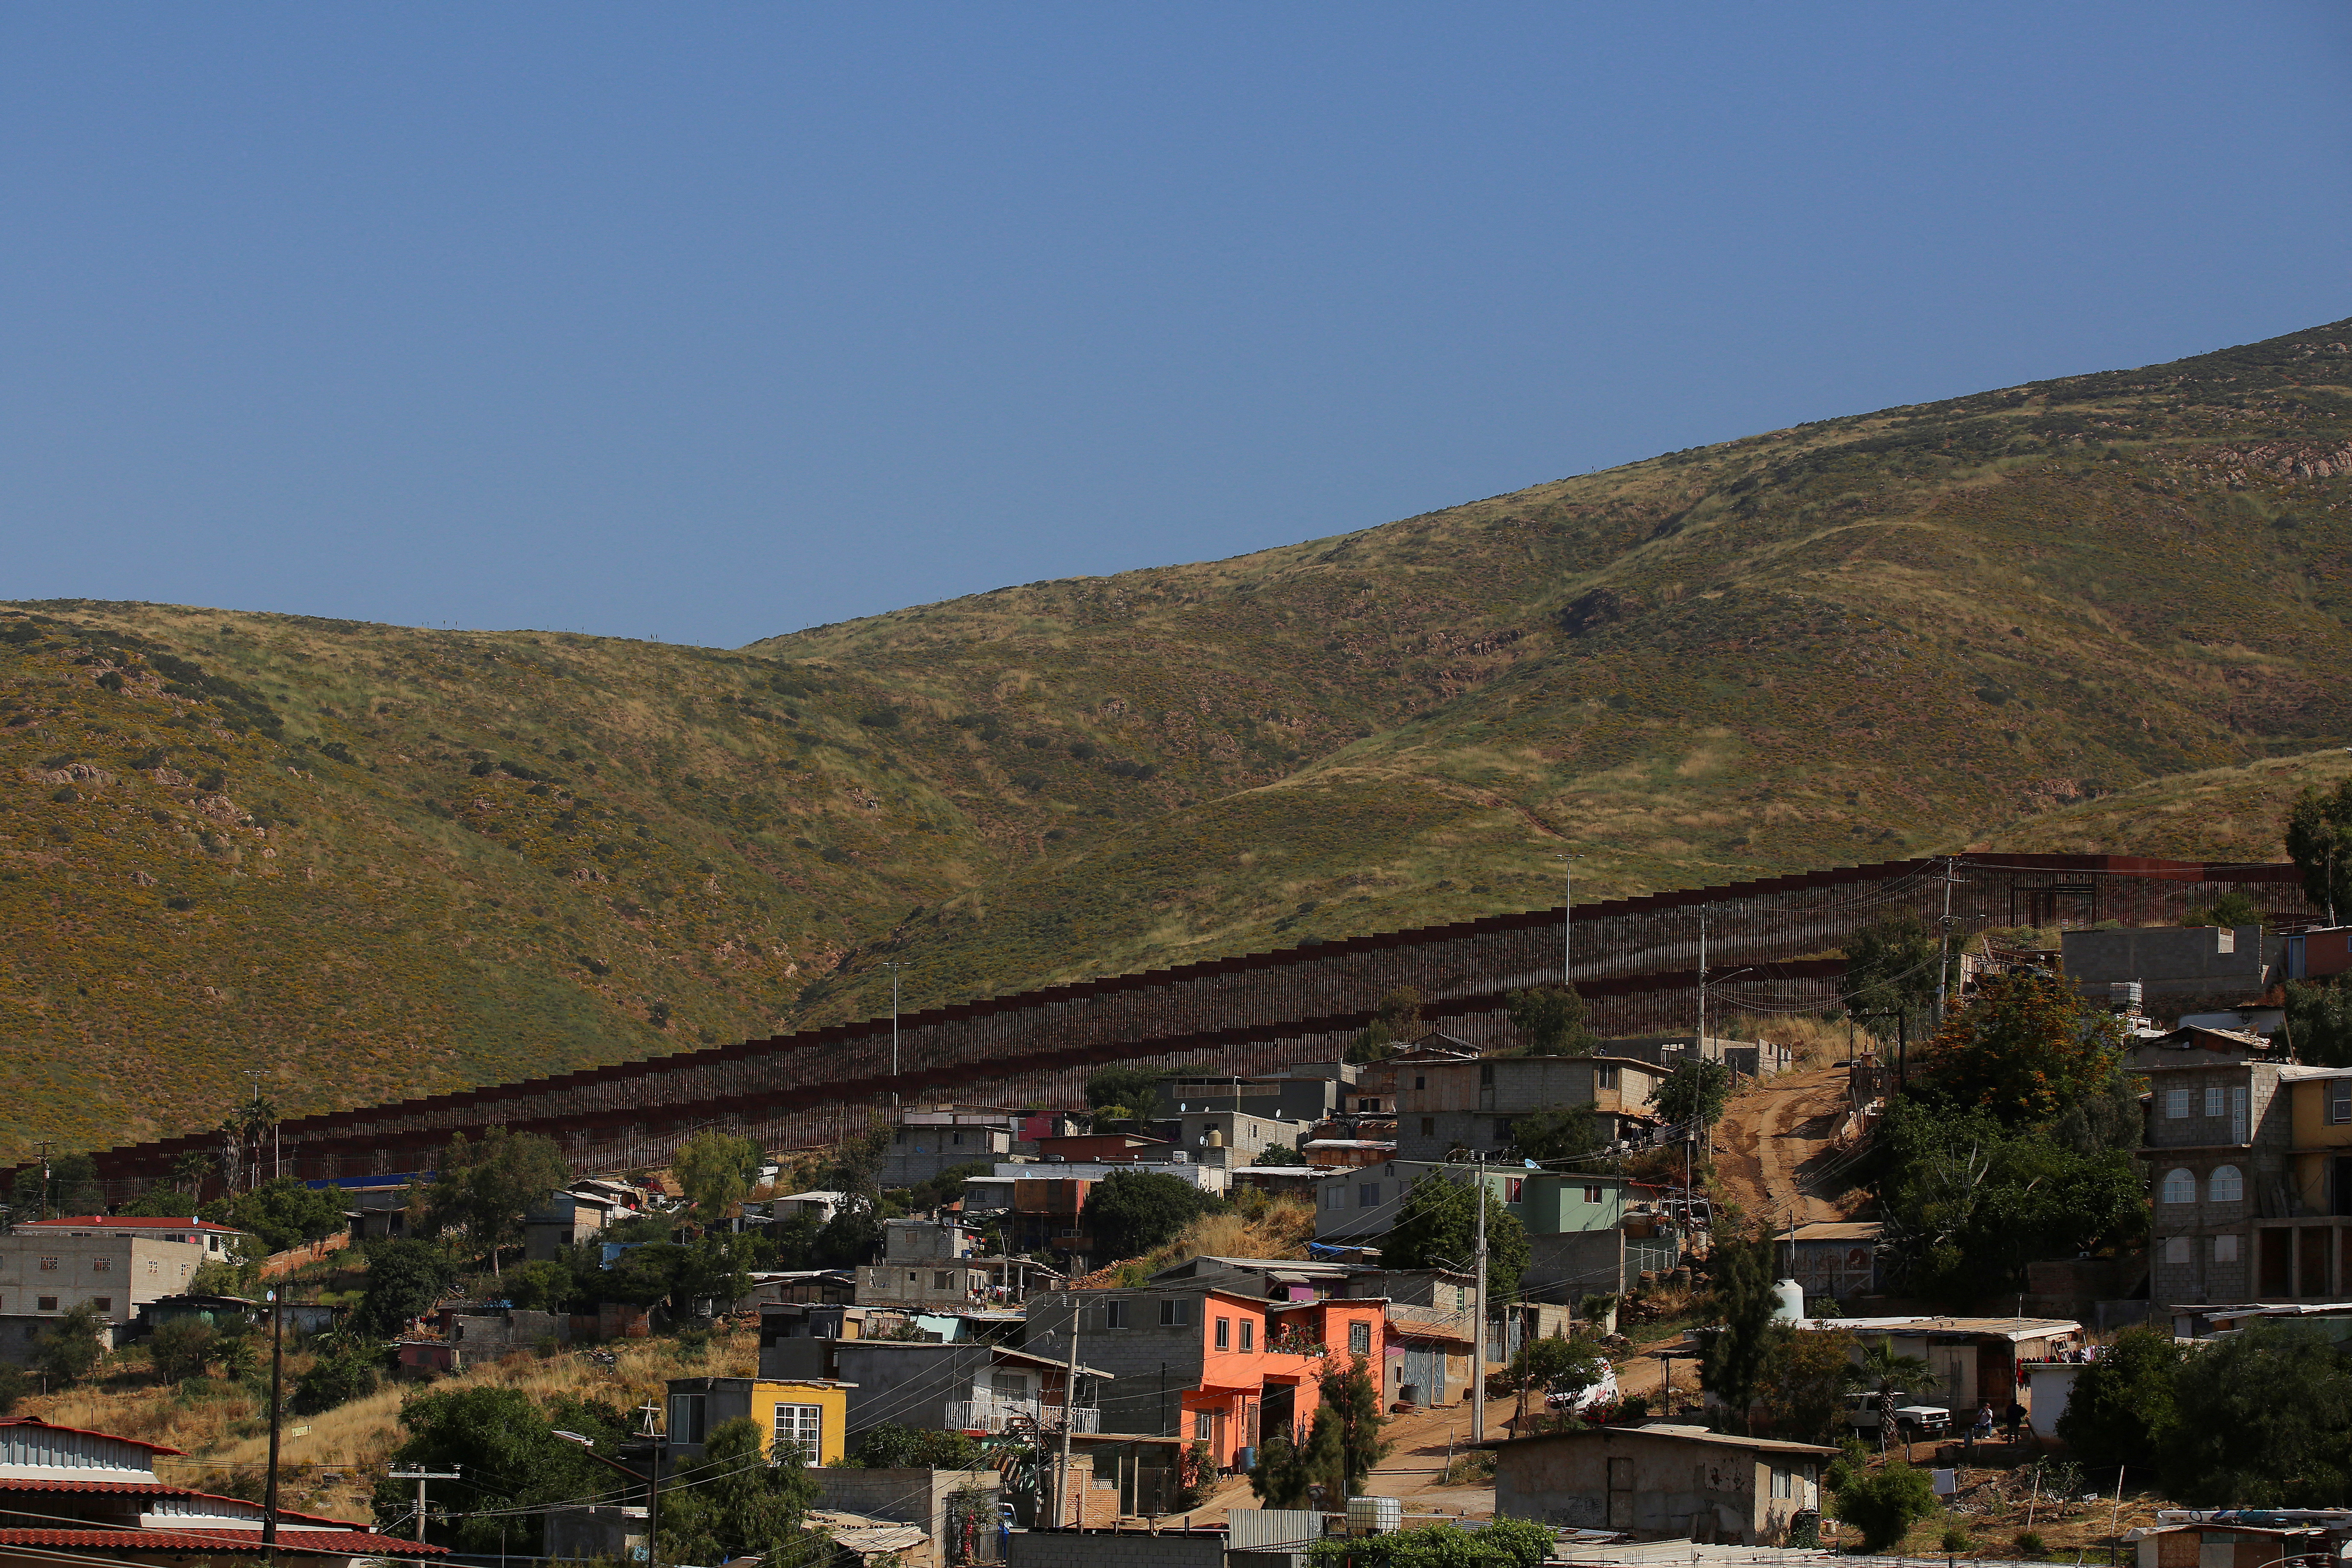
(1853, 1337), (1939, 1455)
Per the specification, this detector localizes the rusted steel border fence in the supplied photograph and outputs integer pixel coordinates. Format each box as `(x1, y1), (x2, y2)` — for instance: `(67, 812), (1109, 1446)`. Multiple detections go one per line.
(68, 853), (2306, 1182)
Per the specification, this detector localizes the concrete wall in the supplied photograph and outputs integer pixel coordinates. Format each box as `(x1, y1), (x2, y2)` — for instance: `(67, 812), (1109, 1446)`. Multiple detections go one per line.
(0, 1233), (212, 1330)
(816, 1468), (999, 1565)
(1494, 1431), (1821, 1544)
(2143, 1060), (2287, 1309)
(2063, 926), (2267, 998)
(1522, 1230), (1626, 1299)
(1008, 1531), (1225, 1568)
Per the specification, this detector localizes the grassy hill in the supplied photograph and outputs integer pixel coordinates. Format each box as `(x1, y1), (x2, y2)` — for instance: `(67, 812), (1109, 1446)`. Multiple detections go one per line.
(9, 316), (2352, 1161)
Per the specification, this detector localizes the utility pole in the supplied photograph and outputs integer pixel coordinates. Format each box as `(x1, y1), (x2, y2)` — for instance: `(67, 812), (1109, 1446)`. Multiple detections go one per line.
(1470, 1153), (1488, 1447)
(881, 962), (908, 1080)
(638, 1400), (666, 1566)
(263, 1289), (284, 1547)
(1696, 913), (1708, 1055)
(1055, 1296), (1084, 1528)
(34, 1142), (50, 1222)
(1934, 858), (1967, 1030)
(387, 1467), (461, 1543)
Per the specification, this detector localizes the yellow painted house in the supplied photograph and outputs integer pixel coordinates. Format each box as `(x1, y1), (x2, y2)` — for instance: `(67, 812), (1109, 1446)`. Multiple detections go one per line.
(665, 1376), (854, 1467)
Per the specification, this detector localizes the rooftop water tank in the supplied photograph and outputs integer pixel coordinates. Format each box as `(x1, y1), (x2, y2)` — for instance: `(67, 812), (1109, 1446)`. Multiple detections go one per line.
(1347, 1496), (1403, 1536)
(1770, 1277), (1805, 1324)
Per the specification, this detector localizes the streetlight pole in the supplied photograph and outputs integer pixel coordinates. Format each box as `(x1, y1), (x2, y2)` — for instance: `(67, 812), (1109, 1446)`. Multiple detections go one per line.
(880, 962), (908, 1079)
(263, 1289), (283, 1549)
(1470, 1152), (1488, 1447)
(1557, 855), (1580, 986)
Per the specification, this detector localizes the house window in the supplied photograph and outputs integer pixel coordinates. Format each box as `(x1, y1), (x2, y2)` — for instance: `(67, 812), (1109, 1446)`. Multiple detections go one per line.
(1194, 1411), (1213, 1441)
(952, 1131), (965, 1146)
(37, 1259), (56, 1272)
(1240, 1320), (1254, 1352)
(92, 1297), (111, 1314)
(671, 1394), (710, 1445)
(2210, 1166), (2244, 1204)
(773, 1403), (823, 1466)
(1161, 1299), (1193, 1327)
(1324, 1187), (1344, 1209)
(1359, 1183), (1380, 1207)
(1349, 1321), (1371, 1356)
(91, 1258), (110, 1273)
(1420, 1118), (1435, 1137)
(1504, 1179), (1525, 1203)
(1216, 1317), (1232, 1350)
(146, 1262), (158, 1277)
(2204, 1087), (2224, 1118)
(1598, 1066), (1619, 1090)
(934, 1272), (955, 1290)
(2232, 1087), (2249, 1143)
(1103, 1299), (1129, 1330)
(1455, 1286), (1466, 1308)
(2332, 1083), (2352, 1125)
(991, 1372), (1028, 1398)
(1772, 1467), (1791, 1499)
(1414, 1076), (1426, 1090)
(1479, 1065), (1494, 1087)
(2160, 1169), (2197, 1204)
(35, 1297), (56, 1312)
(2215, 1235), (2241, 1263)
(2164, 1237), (2190, 1265)
(1584, 1184), (1604, 1203)
(2165, 1090), (2191, 1119)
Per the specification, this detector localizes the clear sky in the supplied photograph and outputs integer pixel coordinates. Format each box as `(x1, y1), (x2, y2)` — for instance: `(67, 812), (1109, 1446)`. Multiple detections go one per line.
(4, 4), (2349, 649)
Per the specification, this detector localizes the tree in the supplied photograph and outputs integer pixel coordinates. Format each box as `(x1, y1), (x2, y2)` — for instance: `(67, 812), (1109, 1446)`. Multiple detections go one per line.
(2287, 780), (2352, 921)
(658, 1416), (822, 1565)
(204, 1177), (348, 1256)
(2160, 1320), (2352, 1506)
(812, 1207), (885, 1268)
(373, 1385), (626, 1553)
(1505, 986), (1599, 1057)
(1509, 1104), (1601, 1165)
(1833, 1460), (1938, 1552)
(1253, 1143), (1303, 1167)
(1917, 971), (2123, 1126)
(1308, 1519), (1555, 1568)
(35, 1302), (108, 1386)
(1309, 1353), (1390, 1498)
(1084, 1065), (1170, 1119)
(1653, 1057), (1731, 1131)
(148, 1319), (219, 1384)
(412, 1128), (570, 1276)
(503, 1259), (575, 1313)
(355, 1237), (459, 1336)
(2185, 891), (2262, 928)
(1764, 1326), (1859, 1442)
(1347, 989), (1426, 1063)
(293, 1336), (382, 1415)
(1843, 915), (1944, 1039)
(2057, 1324), (2180, 1469)
(1507, 1334), (1608, 1420)
(1249, 1423), (1313, 1508)
(2285, 980), (2352, 1069)
(0, 1364), (27, 1416)
(1699, 1232), (1777, 1431)
(906, 1160), (995, 1213)
(189, 1237), (263, 1297)
(1853, 1336), (1938, 1452)
(1081, 1170), (1220, 1261)
(1379, 1173), (1530, 1298)
(848, 1422), (985, 1469)
(674, 1130), (765, 1227)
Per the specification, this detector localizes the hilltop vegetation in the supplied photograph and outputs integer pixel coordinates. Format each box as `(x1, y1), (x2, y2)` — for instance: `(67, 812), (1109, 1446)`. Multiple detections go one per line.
(8, 317), (2352, 1161)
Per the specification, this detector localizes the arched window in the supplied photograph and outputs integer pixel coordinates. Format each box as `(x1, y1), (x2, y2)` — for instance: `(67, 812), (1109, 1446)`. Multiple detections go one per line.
(2209, 1165), (2245, 1204)
(2160, 1168), (2197, 1205)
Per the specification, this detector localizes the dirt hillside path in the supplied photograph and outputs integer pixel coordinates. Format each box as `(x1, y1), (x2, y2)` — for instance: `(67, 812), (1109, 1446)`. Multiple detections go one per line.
(1710, 1063), (1867, 1227)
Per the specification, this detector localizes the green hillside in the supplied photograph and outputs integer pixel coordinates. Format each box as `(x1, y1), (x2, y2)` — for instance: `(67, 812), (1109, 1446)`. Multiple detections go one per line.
(8, 316), (2352, 1161)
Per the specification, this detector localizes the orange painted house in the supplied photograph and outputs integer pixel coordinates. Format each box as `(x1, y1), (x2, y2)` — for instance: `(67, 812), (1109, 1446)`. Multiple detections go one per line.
(1025, 1287), (1390, 1473)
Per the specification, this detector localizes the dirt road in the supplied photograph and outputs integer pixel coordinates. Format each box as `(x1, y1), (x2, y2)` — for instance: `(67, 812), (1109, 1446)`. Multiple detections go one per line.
(1710, 1063), (1869, 1227)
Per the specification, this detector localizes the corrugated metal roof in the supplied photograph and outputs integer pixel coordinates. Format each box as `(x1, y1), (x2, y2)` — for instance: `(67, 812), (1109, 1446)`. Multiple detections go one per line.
(0, 1527), (444, 1556)
(0, 1418), (187, 1457)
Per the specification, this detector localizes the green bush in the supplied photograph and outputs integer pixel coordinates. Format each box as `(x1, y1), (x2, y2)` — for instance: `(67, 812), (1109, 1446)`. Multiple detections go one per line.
(2015, 1530), (2049, 1557)
(1833, 1460), (1937, 1552)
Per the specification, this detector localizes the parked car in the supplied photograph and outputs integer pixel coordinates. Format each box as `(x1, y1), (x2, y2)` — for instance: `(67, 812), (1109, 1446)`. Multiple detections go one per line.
(1842, 1392), (1950, 1439)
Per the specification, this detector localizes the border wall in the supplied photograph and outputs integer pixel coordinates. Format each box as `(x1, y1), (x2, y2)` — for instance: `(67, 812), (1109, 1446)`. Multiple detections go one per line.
(71, 853), (2308, 1182)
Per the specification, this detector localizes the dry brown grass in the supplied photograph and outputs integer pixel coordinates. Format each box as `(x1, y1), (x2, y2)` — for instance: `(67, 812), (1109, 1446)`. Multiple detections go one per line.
(11, 1323), (759, 1527)
(1722, 1012), (1884, 1071)
(1073, 1194), (1318, 1288)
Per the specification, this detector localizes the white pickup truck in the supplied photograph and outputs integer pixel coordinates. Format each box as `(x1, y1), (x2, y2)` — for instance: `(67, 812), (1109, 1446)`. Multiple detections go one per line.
(1842, 1393), (1951, 1440)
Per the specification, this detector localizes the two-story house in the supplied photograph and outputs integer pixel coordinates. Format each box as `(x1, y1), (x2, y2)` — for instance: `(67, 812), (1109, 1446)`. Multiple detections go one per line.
(853, 1218), (1058, 1308)
(1154, 1065), (1356, 1125)
(0, 1218), (244, 1365)
(1312, 1163), (1662, 1296)
(1148, 1110), (1313, 1167)
(885, 1111), (1019, 1187)
(1395, 1056), (1668, 1164)
(1023, 1286), (1388, 1472)
(2139, 1036), (2291, 1312)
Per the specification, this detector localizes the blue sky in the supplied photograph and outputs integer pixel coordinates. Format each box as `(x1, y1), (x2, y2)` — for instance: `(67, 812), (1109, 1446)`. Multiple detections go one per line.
(4, 4), (2349, 648)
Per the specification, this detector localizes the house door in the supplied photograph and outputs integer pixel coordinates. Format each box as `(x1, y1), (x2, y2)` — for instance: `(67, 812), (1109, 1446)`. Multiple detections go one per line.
(1606, 1457), (1635, 1529)
(1263, 1384), (1296, 1444)
(1402, 1345), (1437, 1405)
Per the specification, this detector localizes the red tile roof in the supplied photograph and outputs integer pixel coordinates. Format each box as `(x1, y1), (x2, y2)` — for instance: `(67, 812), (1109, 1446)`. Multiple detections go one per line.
(0, 1417), (188, 1456)
(18, 1217), (240, 1233)
(0, 1528), (444, 1556)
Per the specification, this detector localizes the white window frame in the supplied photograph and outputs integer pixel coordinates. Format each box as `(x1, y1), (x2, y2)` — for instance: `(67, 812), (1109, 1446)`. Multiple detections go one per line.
(2204, 1087), (2224, 1118)
(2160, 1169), (2196, 1205)
(773, 1403), (823, 1466)
(2165, 1089), (2191, 1119)
(2209, 1165), (2244, 1204)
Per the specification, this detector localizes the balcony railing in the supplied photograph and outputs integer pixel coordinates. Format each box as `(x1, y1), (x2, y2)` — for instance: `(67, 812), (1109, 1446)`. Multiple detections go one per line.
(944, 1395), (1101, 1434)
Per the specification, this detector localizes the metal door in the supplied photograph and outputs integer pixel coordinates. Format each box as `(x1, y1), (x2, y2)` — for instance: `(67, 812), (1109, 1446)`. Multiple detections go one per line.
(1607, 1457), (1634, 1529)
